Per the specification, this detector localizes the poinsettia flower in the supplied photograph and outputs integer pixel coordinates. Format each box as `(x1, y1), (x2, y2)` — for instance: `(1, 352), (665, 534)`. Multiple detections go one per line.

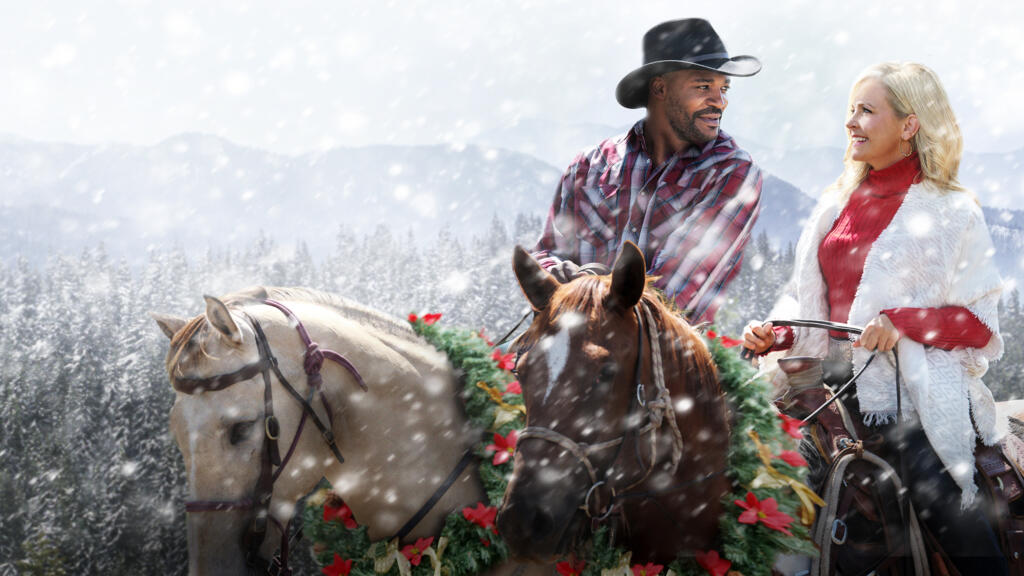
(778, 413), (805, 439)
(422, 313), (442, 325)
(695, 549), (731, 576)
(401, 536), (434, 566)
(485, 430), (518, 466)
(462, 502), (499, 534)
(775, 449), (808, 467)
(323, 502), (358, 529)
(408, 313), (418, 324)
(321, 554), (353, 576)
(556, 560), (586, 576)
(492, 350), (516, 371)
(734, 491), (795, 536)
(504, 381), (522, 395)
(631, 562), (663, 576)
(706, 330), (743, 348)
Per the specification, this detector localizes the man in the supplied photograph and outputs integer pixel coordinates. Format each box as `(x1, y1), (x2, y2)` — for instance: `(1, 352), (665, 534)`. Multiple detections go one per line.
(534, 18), (762, 324)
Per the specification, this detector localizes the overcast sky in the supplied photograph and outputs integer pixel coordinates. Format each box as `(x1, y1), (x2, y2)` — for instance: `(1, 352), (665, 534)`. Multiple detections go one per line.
(2, 0), (1022, 157)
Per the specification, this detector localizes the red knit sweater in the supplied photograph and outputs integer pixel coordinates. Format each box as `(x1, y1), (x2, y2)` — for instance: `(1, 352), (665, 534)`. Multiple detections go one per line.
(772, 154), (991, 351)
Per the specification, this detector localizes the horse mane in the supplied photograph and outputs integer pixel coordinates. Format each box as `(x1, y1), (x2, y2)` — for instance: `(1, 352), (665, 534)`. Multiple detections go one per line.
(520, 276), (721, 422)
(165, 286), (422, 380)
(224, 286), (420, 343)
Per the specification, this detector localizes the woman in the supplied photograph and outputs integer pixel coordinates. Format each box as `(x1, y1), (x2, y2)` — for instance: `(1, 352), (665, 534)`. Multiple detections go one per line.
(743, 62), (1008, 572)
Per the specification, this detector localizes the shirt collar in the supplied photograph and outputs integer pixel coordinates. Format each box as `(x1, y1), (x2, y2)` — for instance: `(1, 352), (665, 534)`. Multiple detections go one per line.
(629, 119), (735, 162)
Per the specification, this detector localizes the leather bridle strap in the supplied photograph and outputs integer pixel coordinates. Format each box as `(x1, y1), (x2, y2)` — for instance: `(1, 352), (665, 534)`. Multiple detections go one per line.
(389, 448), (477, 543)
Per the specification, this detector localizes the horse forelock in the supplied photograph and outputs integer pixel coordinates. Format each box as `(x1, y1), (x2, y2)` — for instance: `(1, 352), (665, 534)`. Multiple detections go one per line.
(517, 275), (722, 425)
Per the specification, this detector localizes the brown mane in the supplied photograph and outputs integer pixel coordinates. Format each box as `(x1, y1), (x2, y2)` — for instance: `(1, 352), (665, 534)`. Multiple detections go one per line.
(517, 275), (720, 420)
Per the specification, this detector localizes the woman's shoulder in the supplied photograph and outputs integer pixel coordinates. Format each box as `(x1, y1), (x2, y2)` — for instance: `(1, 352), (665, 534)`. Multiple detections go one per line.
(906, 181), (985, 223)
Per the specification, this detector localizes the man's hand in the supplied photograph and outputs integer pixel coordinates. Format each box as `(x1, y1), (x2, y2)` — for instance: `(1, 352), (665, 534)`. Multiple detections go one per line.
(742, 320), (776, 356)
(548, 260), (582, 284)
(854, 314), (900, 352)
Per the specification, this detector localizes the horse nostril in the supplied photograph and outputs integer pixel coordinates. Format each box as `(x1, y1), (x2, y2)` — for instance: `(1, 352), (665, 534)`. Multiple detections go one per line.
(528, 507), (555, 539)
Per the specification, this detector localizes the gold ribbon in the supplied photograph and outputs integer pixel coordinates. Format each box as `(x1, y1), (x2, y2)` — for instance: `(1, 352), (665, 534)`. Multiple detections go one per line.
(748, 430), (825, 526)
(476, 381), (526, 415)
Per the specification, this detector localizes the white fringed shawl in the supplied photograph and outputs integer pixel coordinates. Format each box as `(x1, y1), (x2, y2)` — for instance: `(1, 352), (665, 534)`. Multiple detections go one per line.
(765, 182), (1007, 506)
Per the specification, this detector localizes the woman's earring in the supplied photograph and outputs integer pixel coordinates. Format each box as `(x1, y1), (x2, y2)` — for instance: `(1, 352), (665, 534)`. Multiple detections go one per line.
(899, 139), (913, 158)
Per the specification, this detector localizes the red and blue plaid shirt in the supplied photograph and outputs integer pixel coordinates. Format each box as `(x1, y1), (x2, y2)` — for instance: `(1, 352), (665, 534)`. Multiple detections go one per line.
(534, 120), (762, 324)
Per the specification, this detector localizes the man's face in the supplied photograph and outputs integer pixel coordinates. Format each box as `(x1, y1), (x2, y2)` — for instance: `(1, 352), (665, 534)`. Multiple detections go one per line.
(660, 69), (730, 147)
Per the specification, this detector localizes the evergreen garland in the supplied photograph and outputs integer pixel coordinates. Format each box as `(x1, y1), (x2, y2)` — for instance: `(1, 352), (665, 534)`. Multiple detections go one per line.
(304, 316), (817, 576)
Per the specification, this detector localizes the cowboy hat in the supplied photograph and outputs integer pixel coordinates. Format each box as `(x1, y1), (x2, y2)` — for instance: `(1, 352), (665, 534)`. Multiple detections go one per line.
(615, 18), (761, 109)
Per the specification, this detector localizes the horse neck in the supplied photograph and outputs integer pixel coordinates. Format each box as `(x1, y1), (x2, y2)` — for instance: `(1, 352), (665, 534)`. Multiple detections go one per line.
(253, 301), (483, 539)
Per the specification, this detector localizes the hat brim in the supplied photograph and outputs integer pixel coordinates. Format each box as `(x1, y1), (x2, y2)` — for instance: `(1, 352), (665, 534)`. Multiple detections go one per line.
(615, 56), (762, 109)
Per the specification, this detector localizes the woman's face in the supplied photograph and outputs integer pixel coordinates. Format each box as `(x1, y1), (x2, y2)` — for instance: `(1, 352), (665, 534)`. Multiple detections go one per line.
(845, 78), (908, 171)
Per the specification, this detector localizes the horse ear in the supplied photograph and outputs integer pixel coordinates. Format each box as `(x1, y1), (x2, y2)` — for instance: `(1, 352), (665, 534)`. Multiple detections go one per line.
(151, 313), (187, 340)
(513, 245), (559, 311)
(203, 295), (243, 344)
(606, 242), (646, 312)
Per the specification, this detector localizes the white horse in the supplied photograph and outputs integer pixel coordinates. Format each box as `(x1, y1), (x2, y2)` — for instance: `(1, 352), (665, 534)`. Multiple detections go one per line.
(154, 287), (534, 576)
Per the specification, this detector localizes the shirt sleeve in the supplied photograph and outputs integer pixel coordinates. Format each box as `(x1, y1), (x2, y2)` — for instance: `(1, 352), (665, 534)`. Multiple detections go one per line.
(533, 155), (588, 270)
(882, 306), (992, 350)
(649, 159), (762, 324)
(767, 325), (795, 353)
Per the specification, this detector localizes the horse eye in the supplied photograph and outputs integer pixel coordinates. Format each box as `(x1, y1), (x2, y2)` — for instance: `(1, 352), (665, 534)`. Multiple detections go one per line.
(599, 364), (618, 382)
(229, 420), (257, 445)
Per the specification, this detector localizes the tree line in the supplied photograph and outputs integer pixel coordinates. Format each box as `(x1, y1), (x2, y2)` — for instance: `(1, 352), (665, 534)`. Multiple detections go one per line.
(1, 217), (1019, 574)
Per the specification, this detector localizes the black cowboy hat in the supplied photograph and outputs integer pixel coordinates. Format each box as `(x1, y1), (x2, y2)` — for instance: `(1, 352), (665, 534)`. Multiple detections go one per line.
(615, 18), (762, 109)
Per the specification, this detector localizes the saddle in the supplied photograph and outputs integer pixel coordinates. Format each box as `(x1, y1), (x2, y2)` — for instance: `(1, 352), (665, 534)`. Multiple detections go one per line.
(777, 358), (1024, 575)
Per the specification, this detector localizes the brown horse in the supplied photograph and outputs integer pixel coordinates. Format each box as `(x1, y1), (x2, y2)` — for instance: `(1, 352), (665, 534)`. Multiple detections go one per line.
(496, 243), (731, 563)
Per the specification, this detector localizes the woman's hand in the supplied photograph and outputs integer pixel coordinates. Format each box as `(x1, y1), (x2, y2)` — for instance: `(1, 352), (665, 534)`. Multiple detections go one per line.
(742, 321), (776, 356)
(854, 314), (900, 351)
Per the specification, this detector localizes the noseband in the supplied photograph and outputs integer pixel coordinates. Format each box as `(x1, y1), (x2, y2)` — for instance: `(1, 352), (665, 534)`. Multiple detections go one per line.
(182, 299), (365, 576)
(515, 301), (688, 523)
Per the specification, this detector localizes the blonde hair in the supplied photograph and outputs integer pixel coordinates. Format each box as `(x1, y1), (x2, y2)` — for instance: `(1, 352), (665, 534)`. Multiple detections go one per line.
(830, 62), (966, 202)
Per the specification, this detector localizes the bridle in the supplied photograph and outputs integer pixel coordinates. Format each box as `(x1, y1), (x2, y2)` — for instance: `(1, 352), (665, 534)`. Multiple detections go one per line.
(513, 300), (697, 526)
(180, 299), (364, 576)
(177, 299), (480, 575)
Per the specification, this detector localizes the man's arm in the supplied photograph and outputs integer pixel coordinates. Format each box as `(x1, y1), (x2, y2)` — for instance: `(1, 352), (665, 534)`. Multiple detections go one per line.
(533, 155), (589, 272)
(649, 159), (762, 324)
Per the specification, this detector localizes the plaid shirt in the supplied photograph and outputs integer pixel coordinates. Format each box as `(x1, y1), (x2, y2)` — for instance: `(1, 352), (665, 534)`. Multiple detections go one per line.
(534, 120), (762, 324)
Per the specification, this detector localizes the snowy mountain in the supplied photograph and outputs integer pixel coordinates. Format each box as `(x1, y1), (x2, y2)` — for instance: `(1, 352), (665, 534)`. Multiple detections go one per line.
(0, 134), (561, 261)
(1, 130), (1022, 291)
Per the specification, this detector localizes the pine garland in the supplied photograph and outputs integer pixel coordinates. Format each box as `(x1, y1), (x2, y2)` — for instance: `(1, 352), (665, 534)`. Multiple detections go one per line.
(304, 315), (816, 576)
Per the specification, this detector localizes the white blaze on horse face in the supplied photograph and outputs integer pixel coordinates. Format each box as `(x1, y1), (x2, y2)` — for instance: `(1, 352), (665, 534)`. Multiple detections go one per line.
(539, 312), (584, 404)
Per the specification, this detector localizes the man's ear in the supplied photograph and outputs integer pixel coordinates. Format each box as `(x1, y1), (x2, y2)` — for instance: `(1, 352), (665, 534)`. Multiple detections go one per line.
(648, 76), (667, 101)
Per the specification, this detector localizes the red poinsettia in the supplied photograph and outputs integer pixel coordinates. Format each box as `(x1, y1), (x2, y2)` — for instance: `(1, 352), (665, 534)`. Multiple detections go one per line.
(321, 554), (353, 576)
(778, 413), (805, 440)
(492, 350), (516, 371)
(485, 430), (519, 466)
(504, 380), (522, 395)
(556, 560), (586, 576)
(775, 449), (808, 467)
(401, 536), (434, 566)
(631, 562), (663, 576)
(734, 491), (795, 536)
(706, 329), (743, 348)
(462, 502), (499, 534)
(695, 549), (731, 576)
(408, 313), (441, 325)
(323, 502), (358, 529)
